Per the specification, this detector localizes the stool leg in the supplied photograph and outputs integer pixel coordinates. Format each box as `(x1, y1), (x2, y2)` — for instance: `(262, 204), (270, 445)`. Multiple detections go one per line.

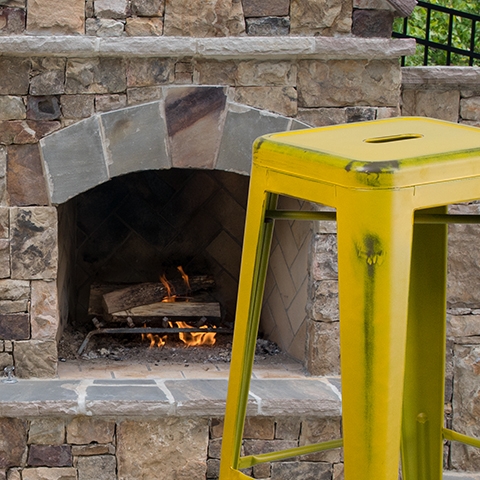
(219, 169), (277, 480)
(401, 207), (448, 480)
(336, 189), (415, 480)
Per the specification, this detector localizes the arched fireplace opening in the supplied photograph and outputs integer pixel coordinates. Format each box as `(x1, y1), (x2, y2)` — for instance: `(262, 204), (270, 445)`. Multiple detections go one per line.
(38, 92), (311, 371)
(59, 167), (248, 355)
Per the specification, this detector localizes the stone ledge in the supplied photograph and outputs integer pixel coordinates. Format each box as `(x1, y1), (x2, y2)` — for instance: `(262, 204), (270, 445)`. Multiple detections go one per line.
(0, 377), (342, 418)
(402, 66), (480, 89)
(0, 35), (416, 59)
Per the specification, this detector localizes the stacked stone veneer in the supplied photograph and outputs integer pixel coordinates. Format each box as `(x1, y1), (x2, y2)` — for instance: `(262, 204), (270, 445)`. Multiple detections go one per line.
(0, 26), (412, 377)
(0, 0), (400, 38)
(0, 377), (342, 480)
(402, 67), (480, 473)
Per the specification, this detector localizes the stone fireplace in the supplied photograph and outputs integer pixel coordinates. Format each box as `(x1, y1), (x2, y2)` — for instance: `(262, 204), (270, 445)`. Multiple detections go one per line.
(0, 0), (449, 478)
(0, 35), (415, 378)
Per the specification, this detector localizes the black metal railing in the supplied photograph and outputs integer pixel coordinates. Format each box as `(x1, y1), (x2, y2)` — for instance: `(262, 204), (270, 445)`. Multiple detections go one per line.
(393, 1), (480, 66)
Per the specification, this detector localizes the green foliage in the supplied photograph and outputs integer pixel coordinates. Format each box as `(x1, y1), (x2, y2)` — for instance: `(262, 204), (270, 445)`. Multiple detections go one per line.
(393, 0), (480, 66)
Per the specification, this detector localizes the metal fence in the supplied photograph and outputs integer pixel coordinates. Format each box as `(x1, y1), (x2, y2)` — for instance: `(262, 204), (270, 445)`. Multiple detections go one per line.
(392, 1), (480, 66)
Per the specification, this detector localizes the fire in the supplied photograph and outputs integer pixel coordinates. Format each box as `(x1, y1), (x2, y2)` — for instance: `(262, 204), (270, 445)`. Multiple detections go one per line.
(173, 321), (216, 347)
(142, 325), (167, 348)
(160, 274), (176, 302)
(141, 268), (217, 348)
(177, 266), (190, 294)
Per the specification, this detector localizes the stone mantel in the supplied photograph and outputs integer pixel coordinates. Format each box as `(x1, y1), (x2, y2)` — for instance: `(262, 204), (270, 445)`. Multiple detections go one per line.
(0, 35), (416, 60)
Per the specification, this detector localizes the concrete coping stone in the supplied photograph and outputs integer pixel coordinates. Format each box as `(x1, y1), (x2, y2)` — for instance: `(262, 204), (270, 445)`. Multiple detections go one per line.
(0, 377), (342, 418)
(0, 35), (416, 60)
(402, 66), (480, 88)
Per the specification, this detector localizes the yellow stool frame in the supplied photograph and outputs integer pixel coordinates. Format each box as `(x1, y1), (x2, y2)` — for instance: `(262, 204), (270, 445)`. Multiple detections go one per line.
(219, 117), (480, 480)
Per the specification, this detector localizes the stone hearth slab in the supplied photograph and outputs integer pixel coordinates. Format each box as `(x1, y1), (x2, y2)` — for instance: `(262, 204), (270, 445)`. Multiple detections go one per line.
(0, 378), (341, 418)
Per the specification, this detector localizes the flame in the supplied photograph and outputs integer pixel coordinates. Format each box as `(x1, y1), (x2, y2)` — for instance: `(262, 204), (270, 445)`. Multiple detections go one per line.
(173, 321), (216, 347)
(147, 333), (167, 348)
(160, 274), (176, 303)
(141, 324), (167, 348)
(141, 269), (216, 348)
(177, 266), (190, 294)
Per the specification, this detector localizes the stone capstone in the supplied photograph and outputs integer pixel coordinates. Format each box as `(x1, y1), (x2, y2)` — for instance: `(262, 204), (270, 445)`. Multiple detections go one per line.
(10, 207), (57, 279)
(0, 35), (415, 60)
(13, 340), (57, 378)
(26, 0), (84, 34)
(163, 0), (245, 37)
(117, 417), (209, 480)
(0, 418), (27, 469)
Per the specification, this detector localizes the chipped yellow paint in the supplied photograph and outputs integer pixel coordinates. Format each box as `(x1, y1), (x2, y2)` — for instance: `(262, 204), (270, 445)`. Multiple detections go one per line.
(219, 117), (480, 480)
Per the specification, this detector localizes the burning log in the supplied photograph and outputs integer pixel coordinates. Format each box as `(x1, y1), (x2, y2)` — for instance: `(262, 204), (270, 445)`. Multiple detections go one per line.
(102, 275), (215, 314)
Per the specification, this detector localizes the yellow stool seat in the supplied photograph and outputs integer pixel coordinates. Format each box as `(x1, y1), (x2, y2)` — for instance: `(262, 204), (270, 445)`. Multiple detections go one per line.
(219, 117), (480, 480)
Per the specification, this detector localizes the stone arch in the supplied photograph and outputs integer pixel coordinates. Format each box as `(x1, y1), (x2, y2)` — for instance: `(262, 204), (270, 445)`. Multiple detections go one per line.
(40, 86), (307, 205)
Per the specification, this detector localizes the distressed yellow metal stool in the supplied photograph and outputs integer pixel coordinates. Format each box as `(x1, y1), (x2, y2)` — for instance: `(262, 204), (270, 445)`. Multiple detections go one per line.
(219, 117), (480, 480)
